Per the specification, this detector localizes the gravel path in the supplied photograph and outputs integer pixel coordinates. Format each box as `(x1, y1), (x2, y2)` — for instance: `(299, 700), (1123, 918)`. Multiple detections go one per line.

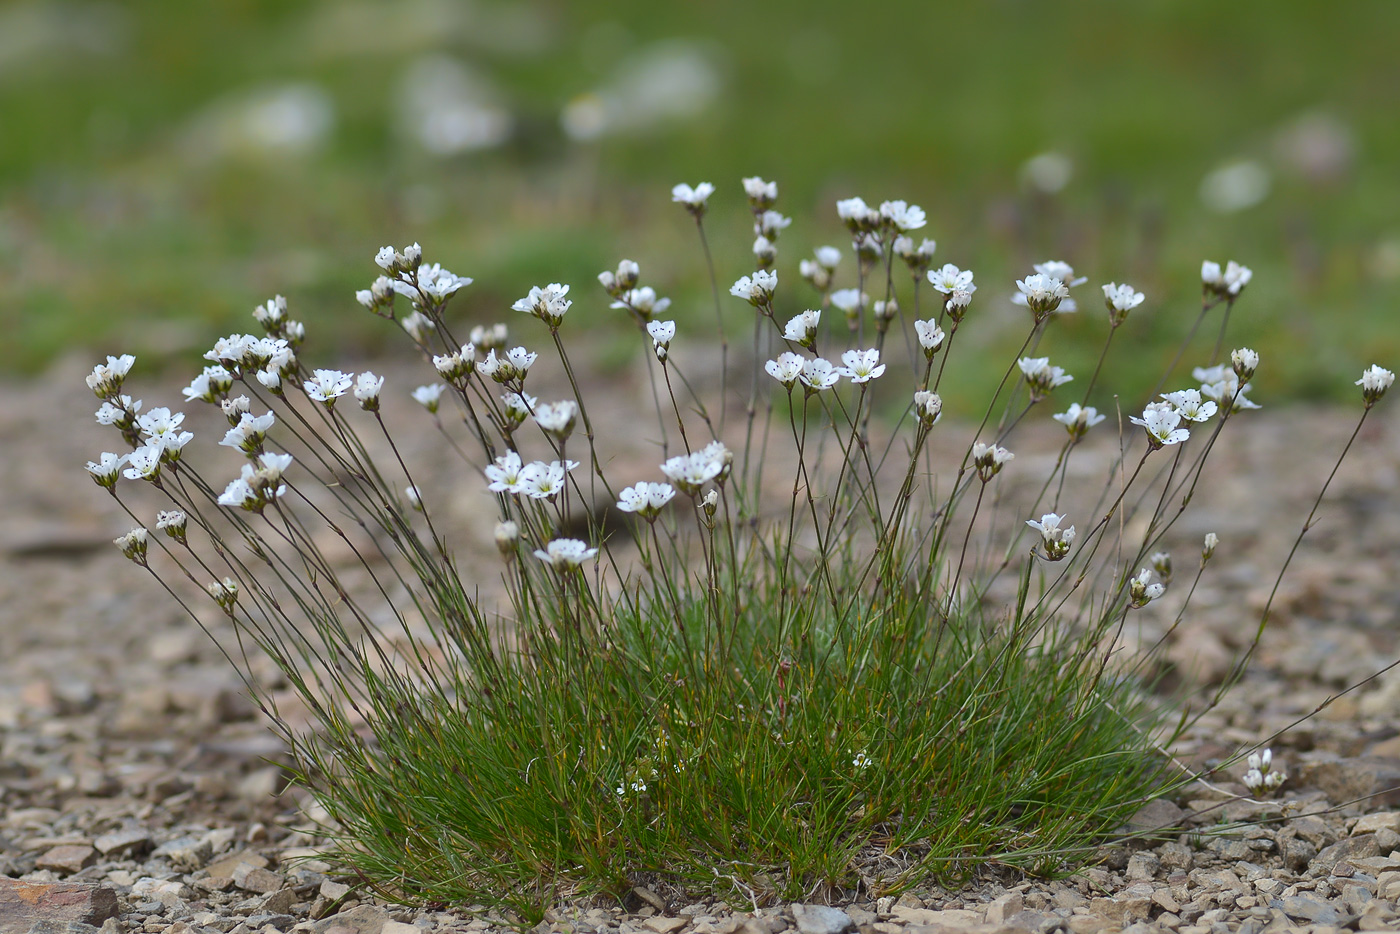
(5, 355), (1400, 934)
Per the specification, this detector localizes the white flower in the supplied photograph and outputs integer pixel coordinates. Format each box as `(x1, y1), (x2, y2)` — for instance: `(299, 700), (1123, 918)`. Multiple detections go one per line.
(852, 752), (872, 770)
(433, 348), (473, 384)
(1130, 402), (1190, 448)
(1161, 389), (1217, 422)
(412, 384), (444, 413)
(401, 310), (435, 344)
(1027, 513), (1075, 560)
(1128, 568), (1165, 608)
(730, 270), (777, 306)
(303, 369), (353, 406)
(506, 346), (538, 374)
(533, 538), (597, 569)
(408, 263), (472, 302)
(1356, 364), (1394, 405)
(219, 411), (275, 454)
(913, 319), (945, 356)
(927, 264), (976, 296)
(183, 366), (233, 403)
(815, 245), (841, 269)
(156, 509), (187, 541)
(86, 452), (128, 491)
(85, 354), (136, 400)
(533, 401), (578, 439)
(1201, 260), (1223, 287)
(879, 200), (926, 231)
(494, 521), (519, 554)
(672, 182), (715, 213)
(616, 482), (676, 519)
(204, 333), (259, 368)
(1223, 261), (1252, 296)
(1231, 347), (1259, 380)
(1203, 532), (1219, 561)
(799, 358), (841, 393)
(375, 245), (399, 271)
(613, 287), (671, 319)
(136, 407), (185, 442)
(113, 527), (148, 566)
(913, 390), (942, 427)
(519, 460), (577, 500)
(840, 348), (885, 384)
(647, 320), (676, 347)
(485, 452), (527, 494)
(1014, 273), (1071, 317)
(216, 456), (289, 511)
(1102, 282), (1145, 324)
(836, 196), (877, 232)
(895, 236), (937, 271)
(95, 396), (140, 430)
(470, 323), (509, 350)
(1051, 403), (1105, 440)
(742, 176), (777, 209)
(122, 444), (164, 482)
(207, 577), (239, 611)
(765, 352), (805, 389)
(501, 391), (537, 426)
(512, 283), (572, 327)
(598, 259), (640, 296)
(354, 372), (385, 411)
(1197, 369), (1262, 413)
(1017, 357), (1073, 400)
(971, 442), (1014, 481)
(783, 310), (820, 347)
(660, 449), (726, 496)
(403, 242), (422, 266)
(255, 368), (282, 393)
(758, 210), (791, 239)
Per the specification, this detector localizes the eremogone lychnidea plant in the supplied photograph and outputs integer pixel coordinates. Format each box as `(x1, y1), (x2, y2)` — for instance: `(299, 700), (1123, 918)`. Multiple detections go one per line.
(86, 177), (1394, 917)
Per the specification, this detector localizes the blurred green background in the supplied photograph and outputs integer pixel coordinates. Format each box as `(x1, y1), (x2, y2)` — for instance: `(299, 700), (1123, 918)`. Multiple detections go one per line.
(4, 0), (1399, 408)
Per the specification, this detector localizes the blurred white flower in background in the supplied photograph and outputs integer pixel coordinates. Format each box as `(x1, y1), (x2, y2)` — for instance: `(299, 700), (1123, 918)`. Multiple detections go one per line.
(1200, 159), (1272, 214)
(1020, 151), (1073, 194)
(181, 84), (335, 161)
(397, 55), (512, 155)
(562, 40), (721, 141)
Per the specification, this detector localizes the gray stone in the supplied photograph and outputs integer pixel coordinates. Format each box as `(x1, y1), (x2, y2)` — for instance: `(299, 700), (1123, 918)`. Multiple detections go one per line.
(1312, 834), (1379, 874)
(1280, 836), (1317, 871)
(33, 848), (96, 876)
(311, 906), (389, 934)
(1001, 910), (1059, 933)
(984, 892), (1023, 925)
(24, 923), (99, 934)
(1298, 755), (1400, 809)
(788, 905), (852, 934)
(1272, 894), (1343, 925)
(92, 829), (151, 858)
(153, 835), (213, 872)
(1125, 852), (1160, 882)
(641, 919), (685, 934)
(231, 866), (282, 895)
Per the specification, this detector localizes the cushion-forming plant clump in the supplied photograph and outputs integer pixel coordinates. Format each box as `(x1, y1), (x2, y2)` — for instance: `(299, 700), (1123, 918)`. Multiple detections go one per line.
(87, 177), (1394, 917)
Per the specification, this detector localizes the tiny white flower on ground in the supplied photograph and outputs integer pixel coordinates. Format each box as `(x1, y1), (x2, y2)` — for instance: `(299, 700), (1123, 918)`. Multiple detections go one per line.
(1130, 402), (1190, 448)
(852, 751), (873, 770)
(840, 348), (885, 384)
(672, 182), (715, 215)
(1027, 513), (1075, 560)
(1356, 364), (1395, 406)
(534, 538), (598, 569)
(1052, 403), (1106, 441)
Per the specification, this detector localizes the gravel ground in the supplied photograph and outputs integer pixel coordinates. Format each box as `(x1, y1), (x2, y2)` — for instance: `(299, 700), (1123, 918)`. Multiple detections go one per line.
(5, 353), (1400, 934)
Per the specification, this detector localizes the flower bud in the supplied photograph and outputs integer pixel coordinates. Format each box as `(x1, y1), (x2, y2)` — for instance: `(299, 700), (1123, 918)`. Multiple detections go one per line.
(1202, 532), (1219, 563)
(494, 521), (519, 556)
(1231, 347), (1259, 381)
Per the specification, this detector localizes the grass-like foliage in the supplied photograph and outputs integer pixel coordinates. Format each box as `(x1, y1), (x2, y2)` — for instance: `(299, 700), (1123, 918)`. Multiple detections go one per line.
(85, 179), (1392, 917)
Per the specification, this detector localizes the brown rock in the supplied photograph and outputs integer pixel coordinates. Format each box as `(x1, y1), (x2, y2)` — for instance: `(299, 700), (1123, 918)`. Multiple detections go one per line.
(0, 878), (119, 933)
(643, 919), (687, 934)
(1121, 798), (1184, 834)
(232, 864), (283, 894)
(33, 847), (97, 875)
(312, 905), (389, 934)
(1297, 755), (1400, 808)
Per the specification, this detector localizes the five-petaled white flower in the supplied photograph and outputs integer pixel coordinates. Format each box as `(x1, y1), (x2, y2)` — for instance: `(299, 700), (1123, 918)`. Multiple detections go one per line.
(671, 182), (715, 215)
(730, 270), (777, 306)
(879, 200), (926, 232)
(512, 283), (572, 327)
(183, 366), (234, 403)
(1128, 568), (1166, 608)
(616, 482), (676, 519)
(613, 287), (671, 320)
(533, 401), (578, 439)
(660, 445), (730, 496)
(534, 538), (598, 569)
(1014, 273), (1072, 317)
(354, 372), (385, 411)
(840, 348), (885, 384)
(1027, 513), (1076, 560)
(1161, 389), (1217, 423)
(303, 369), (353, 407)
(1052, 403), (1106, 440)
(1356, 364), (1394, 405)
(412, 384), (444, 414)
(485, 451), (527, 494)
(783, 310), (820, 347)
(519, 460), (576, 499)
(829, 289), (866, 323)
(758, 210), (791, 239)
(928, 264), (975, 296)
(742, 176), (778, 209)
(86, 452), (129, 491)
(1102, 282), (1145, 325)
(765, 352), (805, 389)
(799, 358), (842, 393)
(913, 319), (945, 356)
(220, 411), (276, 454)
(1130, 402), (1190, 448)
(86, 354), (136, 400)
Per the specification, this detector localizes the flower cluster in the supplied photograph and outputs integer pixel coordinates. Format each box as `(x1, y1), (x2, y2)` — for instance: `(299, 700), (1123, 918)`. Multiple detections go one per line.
(1027, 513), (1075, 561)
(1241, 748), (1287, 796)
(660, 442), (732, 496)
(485, 452), (579, 500)
(1202, 260), (1252, 298)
